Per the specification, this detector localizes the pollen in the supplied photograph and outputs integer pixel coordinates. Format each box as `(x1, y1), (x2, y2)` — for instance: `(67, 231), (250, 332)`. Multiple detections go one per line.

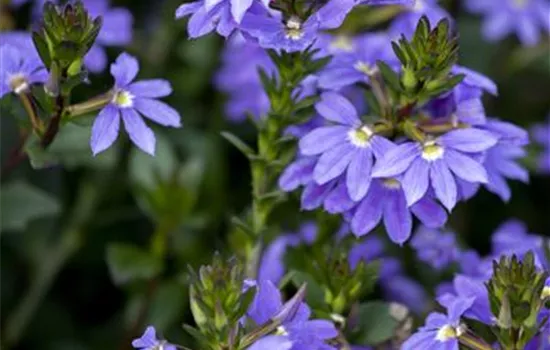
(113, 89), (134, 108)
(354, 61), (376, 76)
(435, 324), (457, 341)
(348, 126), (374, 147)
(421, 141), (445, 161)
(8, 73), (30, 94)
(285, 16), (304, 40)
(383, 178), (401, 190)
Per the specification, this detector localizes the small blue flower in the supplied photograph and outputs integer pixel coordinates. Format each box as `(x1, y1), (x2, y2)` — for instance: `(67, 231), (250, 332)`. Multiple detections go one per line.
(132, 326), (177, 350)
(402, 298), (473, 350)
(0, 44), (47, 98)
(91, 53), (182, 156)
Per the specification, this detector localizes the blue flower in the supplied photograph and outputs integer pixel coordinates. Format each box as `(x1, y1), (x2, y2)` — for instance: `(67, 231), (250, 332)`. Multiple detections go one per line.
(372, 128), (498, 210)
(0, 44), (47, 98)
(132, 326), (177, 350)
(248, 336), (293, 350)
(464, 0), (550, 46)
(411, 226), (460, 270)
(91, 53), (182, 156)
(175, 0), (268, 38)
(389, 0), (450, 38)
(247, 280), (338, 350)
(531, 116), (550, 173)
(402, 298), (473, 350)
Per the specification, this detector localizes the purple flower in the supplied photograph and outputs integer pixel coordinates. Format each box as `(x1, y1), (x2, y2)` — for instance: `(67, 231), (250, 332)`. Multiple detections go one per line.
(457, 250), (493, 280)
(131, 326), (177, 350)
(372, 128), (498, 210)
(437, 275), (494, 325)
(317, 32), (397, 90)
(175, 0), (268, 38)
(90, 53), (182, 156)
(247, 280), (338, 350)
(0, 31), (42, 63)
(0, 44), (47, 98)
(348, 236), (385, 269)
(531, 116), (550, 173)
(82, 0), (134, 73)
(382, 275), (429, 314)
(411, 226), (460, 270)
(300, 92), (393, 201)
(402, 298), (473, 350)
(348, 178), (448, 244)
(464, 0), (550, 46)
(490, 219), (546, 268)
(241, 0), (357, 52)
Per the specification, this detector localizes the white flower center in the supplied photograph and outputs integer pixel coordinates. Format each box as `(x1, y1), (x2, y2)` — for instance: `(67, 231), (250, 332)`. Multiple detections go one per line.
(330, 36), (354, 52)
(354, 61), (377, 76)
(413, 0), (426, 11)
(8, 73), (30, 94)
(285, 16), (304, 40)
(113, 89), (134, 108)
(348, 126), (374, 148)
(382, 178), (401, 190)
(276, 326), (289, 336)
(541, 286), (550, 300)
(436, 323), (466, 342)
(421, 141), (444, 161)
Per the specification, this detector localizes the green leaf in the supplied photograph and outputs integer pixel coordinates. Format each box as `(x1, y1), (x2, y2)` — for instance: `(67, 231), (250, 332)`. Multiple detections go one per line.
(1, 181), (60, 232)
(220, 131), (256, 158)
(352, 301), (399, 346)
(377, 60), (403, 93)
(106, 243), (161, 285)
(291, 270), (326, 311)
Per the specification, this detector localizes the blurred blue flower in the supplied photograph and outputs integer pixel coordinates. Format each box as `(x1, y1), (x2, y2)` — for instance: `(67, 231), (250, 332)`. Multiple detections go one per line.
(248, 336), (293, 350)
(91, 53), (182, 156)
(464, 0), (550, 46)
(389, 0), (450, 38)
(411, 226), (460, 270)
(531, 116), (550, 173)
(0, 44), (47, 98)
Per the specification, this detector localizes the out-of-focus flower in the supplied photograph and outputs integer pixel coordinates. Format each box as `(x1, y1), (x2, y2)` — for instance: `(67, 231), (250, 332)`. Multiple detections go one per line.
(411, 226), (460, 270)
(82, 0), (134, 73)
(490, 219), (546, 268)
(248, 336), (293, 350)
(464, 0), (550, 46)
(91, 53), (181, 155)
(131, 326), (177, 350)
(389, 0), (450, 38)
(0, 44), (47, 98)
(531, 116), (550, 173)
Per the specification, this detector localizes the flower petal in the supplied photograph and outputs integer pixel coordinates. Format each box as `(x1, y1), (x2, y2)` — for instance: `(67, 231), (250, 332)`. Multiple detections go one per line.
(299, 126), (348, 156)
(110, 52), (139, 87)
(383, 190), (412, 244)
(371, 142), (420, 178)
(175, 1), (203, 18)
(128, 79), (172, 98)
(231, 0), (253, 23)
(301, 181), (334, 210)
(440, 128), (498, 153)
(121, 108), (156, 155)
(90, 104), (120, 155)
(324, 181), (356, 213)
(411, 197), (448, 228)
(313, 143), (355, 184)
(430, 160), (457, 211)
(402, 157), (430, 206)
(346, 148), (373, 201)
(315, 92), (360, 126)
(445, 149), (488, 183)
(351, 182), (384, 236)
(278, 157), (316, 191)
(133, 98), (181, 127)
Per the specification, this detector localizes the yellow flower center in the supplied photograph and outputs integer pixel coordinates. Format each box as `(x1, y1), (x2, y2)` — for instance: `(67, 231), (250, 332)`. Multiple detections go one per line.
(436, 325), (457, 341)
(276, 326), (289, 336)
(113, 90), (134, 108)
(541, 286), (550, 300)
(348, 126), (373, 148)
(354, 61), (376, 76)
(330, 36), (354, 52)
(422, 141), (444, 161)
(8, 73), (29, 94)
(285, 16), (304, 40)
(383, 178), (401, 189)
(511, 0), (528, 8)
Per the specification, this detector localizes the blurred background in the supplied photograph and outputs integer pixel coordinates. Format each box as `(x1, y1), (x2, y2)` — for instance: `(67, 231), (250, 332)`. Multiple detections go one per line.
(0, 0), (548, 349)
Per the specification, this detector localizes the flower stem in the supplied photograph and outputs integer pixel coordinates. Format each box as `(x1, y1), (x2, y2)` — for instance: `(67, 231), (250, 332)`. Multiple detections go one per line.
(2, 179), (100, 349)
(66, 92), (113, 118)
(459, 331), (493, 350)
(19, 92), (44, 136)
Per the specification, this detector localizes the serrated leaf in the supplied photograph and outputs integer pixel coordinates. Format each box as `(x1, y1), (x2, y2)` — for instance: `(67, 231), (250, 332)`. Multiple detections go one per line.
(106, 243), (161, 285)
(377, 60), (403, 93)
(1, 181), (61, 232)
(220, 131), (256, 158)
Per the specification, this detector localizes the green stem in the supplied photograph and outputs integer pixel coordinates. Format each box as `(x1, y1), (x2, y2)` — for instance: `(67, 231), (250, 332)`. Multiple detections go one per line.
(459, 331), (493, 350)
(2, 180), (100, 349)
(66, 92), (113, 118)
